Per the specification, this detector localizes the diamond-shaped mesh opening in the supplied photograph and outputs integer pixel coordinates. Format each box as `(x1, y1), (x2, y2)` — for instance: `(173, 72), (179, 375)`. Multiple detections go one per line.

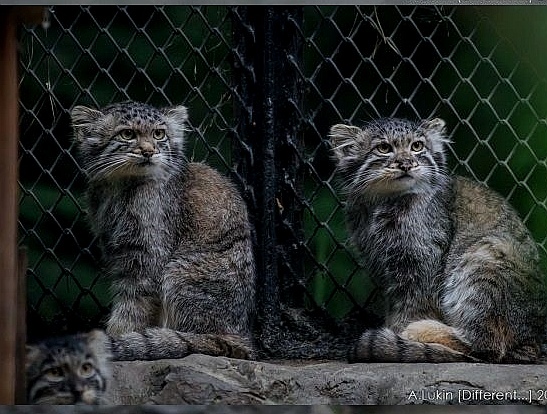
(18, 5), (547, 339)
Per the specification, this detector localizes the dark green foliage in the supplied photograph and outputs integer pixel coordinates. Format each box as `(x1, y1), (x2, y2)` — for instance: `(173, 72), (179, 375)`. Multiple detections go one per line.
(19, 6), (547, 338)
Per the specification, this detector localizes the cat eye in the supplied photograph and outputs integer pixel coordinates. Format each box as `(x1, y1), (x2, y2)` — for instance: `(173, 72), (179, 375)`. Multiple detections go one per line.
(152, 129), (166, 141)
(411, 141), (425, 152)
(45, 367), (64, 381)
(79, 362), (96, 378)
(118, 129), (135, 141)
(376, 143), (393, 154)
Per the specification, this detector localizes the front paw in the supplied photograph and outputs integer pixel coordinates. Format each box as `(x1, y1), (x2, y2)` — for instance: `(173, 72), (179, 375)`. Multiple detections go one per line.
(205, 334), (255, 360)
(225, 335), (256, 360)
(106, 318), (143, 337)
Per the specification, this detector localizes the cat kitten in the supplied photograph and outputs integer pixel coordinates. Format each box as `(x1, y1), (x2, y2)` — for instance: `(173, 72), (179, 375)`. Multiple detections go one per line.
(71, 101), (256, 360)
(330, 117), (546, 363)
(26, 330), (111, 404)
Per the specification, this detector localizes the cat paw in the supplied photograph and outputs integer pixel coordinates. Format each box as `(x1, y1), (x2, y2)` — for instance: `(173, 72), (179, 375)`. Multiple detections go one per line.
(227, 336), (257, 360)
(219, 334), (256, 360)
(400, 319), (470, 354)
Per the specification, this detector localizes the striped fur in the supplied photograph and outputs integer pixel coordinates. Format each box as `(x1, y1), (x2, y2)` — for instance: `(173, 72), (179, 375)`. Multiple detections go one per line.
(26, 330), (111, 404)
(71, 102), (256, 360)
(348, 328), (478, 363)
(109, 328), (253, 361)
(330, 117), (546, 363)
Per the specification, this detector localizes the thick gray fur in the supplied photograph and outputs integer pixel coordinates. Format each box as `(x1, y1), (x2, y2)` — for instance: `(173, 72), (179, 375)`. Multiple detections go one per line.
(330, 117), (546, 363)
(71, 101), (256, 361)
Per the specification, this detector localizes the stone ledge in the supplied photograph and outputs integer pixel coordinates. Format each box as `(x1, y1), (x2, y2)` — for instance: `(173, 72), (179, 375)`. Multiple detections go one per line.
(109, 354), (547, 405)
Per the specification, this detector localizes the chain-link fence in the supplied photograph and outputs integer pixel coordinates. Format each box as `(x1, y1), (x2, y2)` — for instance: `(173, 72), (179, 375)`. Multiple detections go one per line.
(18, 6), (547, 341)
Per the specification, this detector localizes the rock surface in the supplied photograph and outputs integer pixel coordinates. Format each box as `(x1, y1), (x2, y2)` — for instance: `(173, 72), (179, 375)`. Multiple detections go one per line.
(108, 355), (547, 405)
(2, 407), (544, 414)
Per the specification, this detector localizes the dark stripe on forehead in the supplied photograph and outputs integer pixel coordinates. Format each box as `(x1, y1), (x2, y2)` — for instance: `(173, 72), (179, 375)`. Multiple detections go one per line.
(368, 119), (420, 138)
(102, 102), (164, 123)
(361, 118), (436, 152)
(102, 101), (155, 113)
(366, 117), (419, 132)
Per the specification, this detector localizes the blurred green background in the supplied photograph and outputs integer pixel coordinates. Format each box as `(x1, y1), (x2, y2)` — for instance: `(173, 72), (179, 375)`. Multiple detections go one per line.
(18, 6), (547, 339)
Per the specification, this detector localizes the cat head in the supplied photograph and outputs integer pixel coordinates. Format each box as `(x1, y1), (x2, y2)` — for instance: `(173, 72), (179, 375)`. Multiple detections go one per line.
(26, 330), (112, 405)
(329, 117), (450, 199)
(71, 101), (188, 182)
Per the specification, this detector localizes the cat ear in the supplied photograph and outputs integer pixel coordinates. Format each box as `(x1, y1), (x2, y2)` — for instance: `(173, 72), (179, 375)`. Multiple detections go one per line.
(70, 105), (103, 125)
(86, 330), (112, 361)
(420, 118), (446, 135)
(163, 105), (188, 143)
(86, 329), (109, 347)
(329, 124), (363, 160)
(70, 106), (104, 142)
(25, 344), (41, 370)
(87, 329), (107, 340)
(164, 105), (189, 123)
(421, 118), (450, 164)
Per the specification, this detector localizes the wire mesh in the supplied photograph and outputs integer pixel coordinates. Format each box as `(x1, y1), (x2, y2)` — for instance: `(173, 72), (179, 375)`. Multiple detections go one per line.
(18, 5), (547, 340)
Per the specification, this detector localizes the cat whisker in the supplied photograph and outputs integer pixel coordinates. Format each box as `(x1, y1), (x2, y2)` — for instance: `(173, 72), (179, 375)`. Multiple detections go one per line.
(157, 156), (185, 174)
(86, 155), (131, 180)
(86, 156), (126, 173)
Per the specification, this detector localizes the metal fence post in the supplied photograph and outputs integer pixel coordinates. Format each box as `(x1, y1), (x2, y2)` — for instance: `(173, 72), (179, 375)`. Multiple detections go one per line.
(231, 6), (304, 350)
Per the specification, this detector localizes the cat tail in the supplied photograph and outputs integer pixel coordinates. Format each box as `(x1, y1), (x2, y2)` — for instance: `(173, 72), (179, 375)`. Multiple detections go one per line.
(349, 328), (480, 363)
(108, 328), (255, 361)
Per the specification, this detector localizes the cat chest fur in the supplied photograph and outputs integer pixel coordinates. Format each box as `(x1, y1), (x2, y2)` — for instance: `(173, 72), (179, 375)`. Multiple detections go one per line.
(89, 178), (177, 262)
(353, 189), (453, 290)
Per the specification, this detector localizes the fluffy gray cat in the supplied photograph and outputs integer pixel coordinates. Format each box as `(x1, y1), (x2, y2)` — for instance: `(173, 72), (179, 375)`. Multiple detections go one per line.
(71, 101), (255, 360)
(330, 117), (546, 363)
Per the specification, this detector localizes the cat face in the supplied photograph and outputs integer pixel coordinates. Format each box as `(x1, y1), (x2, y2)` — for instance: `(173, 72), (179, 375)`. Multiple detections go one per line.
(26, 330), (111, 405)
(71, 102), (188, 181)
(329, 118), (450, 198)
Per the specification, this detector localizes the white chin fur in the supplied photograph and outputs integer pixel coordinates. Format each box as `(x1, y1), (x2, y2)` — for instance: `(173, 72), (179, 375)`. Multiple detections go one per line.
(371, 176), (418, 195)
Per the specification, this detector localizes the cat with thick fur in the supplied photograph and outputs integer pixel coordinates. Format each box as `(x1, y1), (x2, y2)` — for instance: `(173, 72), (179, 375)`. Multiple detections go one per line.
(71, 101), (255, 360)
(330, 117), (546, 363)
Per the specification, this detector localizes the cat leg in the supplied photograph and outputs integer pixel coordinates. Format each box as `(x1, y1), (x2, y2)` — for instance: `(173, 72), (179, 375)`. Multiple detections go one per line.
(443, 241), (544, 363)
(159, 252), (254, 336)
(152, 254), (255, 360)
(448, 309), (541, 363)
(109, 328), (254, 360)
(107, 279), (160, 336)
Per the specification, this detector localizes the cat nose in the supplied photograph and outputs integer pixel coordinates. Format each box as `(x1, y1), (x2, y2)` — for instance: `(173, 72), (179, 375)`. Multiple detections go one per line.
(141, 148), (154, 158)
(398, 159), (415, 172)
(70, 385), (85, 402)
(139, 142), (156, 158)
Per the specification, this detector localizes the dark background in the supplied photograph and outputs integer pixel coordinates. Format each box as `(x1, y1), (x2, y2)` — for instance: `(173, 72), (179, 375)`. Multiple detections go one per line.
(18, 6), (547, 340)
